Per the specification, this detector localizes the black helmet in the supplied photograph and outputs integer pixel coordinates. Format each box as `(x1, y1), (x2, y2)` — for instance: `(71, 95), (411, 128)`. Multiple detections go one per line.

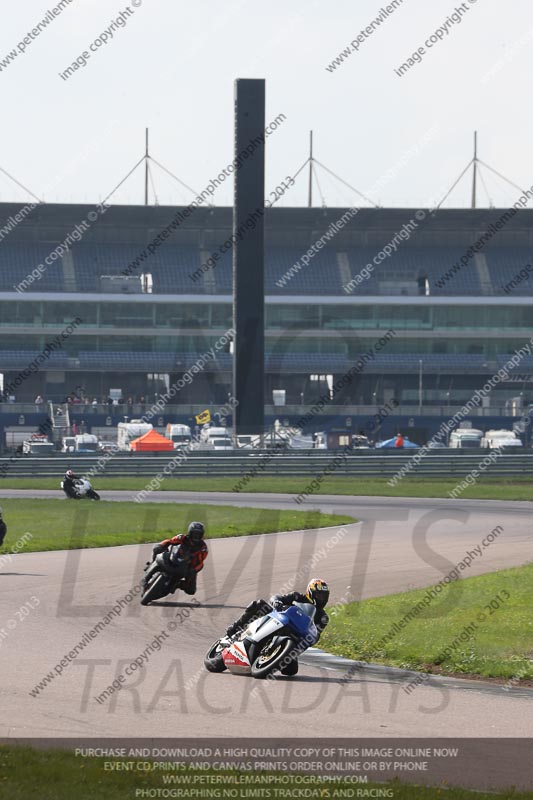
(187, 521), (205, 542)
(306, 578), (330, 608)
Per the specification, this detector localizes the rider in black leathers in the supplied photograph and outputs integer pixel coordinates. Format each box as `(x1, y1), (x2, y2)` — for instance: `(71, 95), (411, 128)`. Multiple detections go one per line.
(224, 578), (330, 675)
(63, 469), (82, 498)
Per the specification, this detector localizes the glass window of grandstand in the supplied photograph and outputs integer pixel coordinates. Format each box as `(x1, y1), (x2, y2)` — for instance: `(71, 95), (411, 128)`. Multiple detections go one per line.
(41, 302), (97, 326)
(154, 304), (209, 328)
(0, 335), (42, 350)
(321, 306), (373, 329)
(430, 306), (533, 330)
(320, 305), (432, 330)
(210, 304), (232, 329)
(376, 306), (431, 330)
(0, 302), (42, 326)
(267, 306), (319, 329)
(99, 303), (153, 328)
(98, 336), (154, 352)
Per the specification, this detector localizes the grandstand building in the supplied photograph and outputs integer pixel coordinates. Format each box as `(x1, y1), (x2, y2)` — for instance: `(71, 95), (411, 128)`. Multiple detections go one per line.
(0, 201), (532, 444)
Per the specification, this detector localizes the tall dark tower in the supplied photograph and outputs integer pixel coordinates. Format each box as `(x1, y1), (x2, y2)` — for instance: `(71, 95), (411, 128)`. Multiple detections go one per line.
(233, 79), (265, 435)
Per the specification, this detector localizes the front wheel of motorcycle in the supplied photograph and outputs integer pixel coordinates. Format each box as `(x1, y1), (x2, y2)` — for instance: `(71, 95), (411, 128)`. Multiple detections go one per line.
(204, 639), (228, 672)
(251, 638), (295, 679)
(140, 573), (169, 605)
(88, 490), (100, 500)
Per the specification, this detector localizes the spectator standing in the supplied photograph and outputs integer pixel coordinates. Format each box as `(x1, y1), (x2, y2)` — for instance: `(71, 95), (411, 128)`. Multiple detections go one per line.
(394, 433), (404, 448)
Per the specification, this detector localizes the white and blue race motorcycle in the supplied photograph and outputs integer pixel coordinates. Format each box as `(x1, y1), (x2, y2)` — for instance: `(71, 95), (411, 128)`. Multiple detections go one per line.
(204, 602), (318, 679)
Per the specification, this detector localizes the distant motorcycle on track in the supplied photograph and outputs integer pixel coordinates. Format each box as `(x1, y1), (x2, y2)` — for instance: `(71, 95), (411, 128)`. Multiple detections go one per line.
(61, 478), (100, 501)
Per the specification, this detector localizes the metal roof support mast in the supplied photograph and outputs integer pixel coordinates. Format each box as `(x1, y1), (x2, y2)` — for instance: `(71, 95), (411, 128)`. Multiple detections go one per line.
(471, 130), (478, 209)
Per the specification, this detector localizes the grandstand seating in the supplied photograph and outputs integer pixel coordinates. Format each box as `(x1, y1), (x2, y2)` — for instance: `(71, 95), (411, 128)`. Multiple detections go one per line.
(369, 353), (494, 371)
(0, 244), (64, 292)
(2, 238), (531, 297)
(0, 349), (499, 374)
(0, 349), (70, 369)
(345, 247), (482, 296)
(485, 248), (533, 295)
(71, 243), (200, 292)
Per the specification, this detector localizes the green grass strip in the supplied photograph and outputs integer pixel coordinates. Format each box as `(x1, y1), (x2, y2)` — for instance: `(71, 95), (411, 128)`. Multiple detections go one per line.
(0, 499), (353, 554)
(321, 563), (533, 681)
(2, 475), (533, 501)
(0, 745), (531, 799)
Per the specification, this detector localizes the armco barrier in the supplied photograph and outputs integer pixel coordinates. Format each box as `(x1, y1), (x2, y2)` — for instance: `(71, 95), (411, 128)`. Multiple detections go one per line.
(0, 450), (533, 480)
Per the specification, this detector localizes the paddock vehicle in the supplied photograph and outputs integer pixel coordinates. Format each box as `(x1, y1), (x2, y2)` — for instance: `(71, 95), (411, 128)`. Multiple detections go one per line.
(480, 429), (523, 449)
(166, 424), (192, 449)
(449, 428), (483, 449)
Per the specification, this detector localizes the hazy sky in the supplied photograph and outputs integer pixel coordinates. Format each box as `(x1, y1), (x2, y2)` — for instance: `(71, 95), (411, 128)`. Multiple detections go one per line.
(1, 0), (531, 209)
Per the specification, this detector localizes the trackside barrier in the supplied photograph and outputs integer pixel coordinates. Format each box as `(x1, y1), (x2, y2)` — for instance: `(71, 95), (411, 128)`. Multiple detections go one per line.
(0, 451), (533, 479)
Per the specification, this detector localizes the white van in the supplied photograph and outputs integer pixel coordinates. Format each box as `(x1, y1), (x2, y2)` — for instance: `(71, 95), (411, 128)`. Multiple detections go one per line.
(166, 424), (192, 449)
(449, 428), (483, 448)
(117, 420), (153, 451)
(480, 429), (523, 449)
(211, 437), (234, 451)
(200, 426), (229, 444)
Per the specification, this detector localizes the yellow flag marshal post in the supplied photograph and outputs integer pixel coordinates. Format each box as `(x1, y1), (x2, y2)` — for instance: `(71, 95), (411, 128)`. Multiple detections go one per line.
(195, 409), (211, 425)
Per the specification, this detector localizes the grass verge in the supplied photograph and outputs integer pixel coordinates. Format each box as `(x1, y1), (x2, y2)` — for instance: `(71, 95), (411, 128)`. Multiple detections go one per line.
(0, 499), (353, 554)
(321, 563), (533, 682)
(0, 746), (531, 800)
(2, 475), (533, 500)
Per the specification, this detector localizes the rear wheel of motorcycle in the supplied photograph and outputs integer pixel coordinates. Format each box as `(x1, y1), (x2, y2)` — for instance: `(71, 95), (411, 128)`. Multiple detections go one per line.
(251, 638), (295, 679)
(204, 639), (228, 672)
(140, 573), (168, 605)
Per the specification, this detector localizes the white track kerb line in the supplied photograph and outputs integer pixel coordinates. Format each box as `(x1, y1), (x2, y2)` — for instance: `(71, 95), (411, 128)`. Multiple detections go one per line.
(388, 337), (533, 486)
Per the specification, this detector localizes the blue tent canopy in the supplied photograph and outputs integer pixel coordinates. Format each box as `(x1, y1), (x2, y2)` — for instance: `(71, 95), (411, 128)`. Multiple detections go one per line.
(376, 436), (419, 449)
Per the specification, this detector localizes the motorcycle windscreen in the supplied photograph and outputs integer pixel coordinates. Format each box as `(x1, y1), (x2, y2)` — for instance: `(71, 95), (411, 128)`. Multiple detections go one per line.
(272, 605), (317, 639)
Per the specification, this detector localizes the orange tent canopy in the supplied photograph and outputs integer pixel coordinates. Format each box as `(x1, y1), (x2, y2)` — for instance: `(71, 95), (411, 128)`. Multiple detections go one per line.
(130, 429), (174, 452)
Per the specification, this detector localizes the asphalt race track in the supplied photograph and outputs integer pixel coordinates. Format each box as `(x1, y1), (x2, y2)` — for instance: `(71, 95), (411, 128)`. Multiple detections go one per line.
(1, 491), (532, 755)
